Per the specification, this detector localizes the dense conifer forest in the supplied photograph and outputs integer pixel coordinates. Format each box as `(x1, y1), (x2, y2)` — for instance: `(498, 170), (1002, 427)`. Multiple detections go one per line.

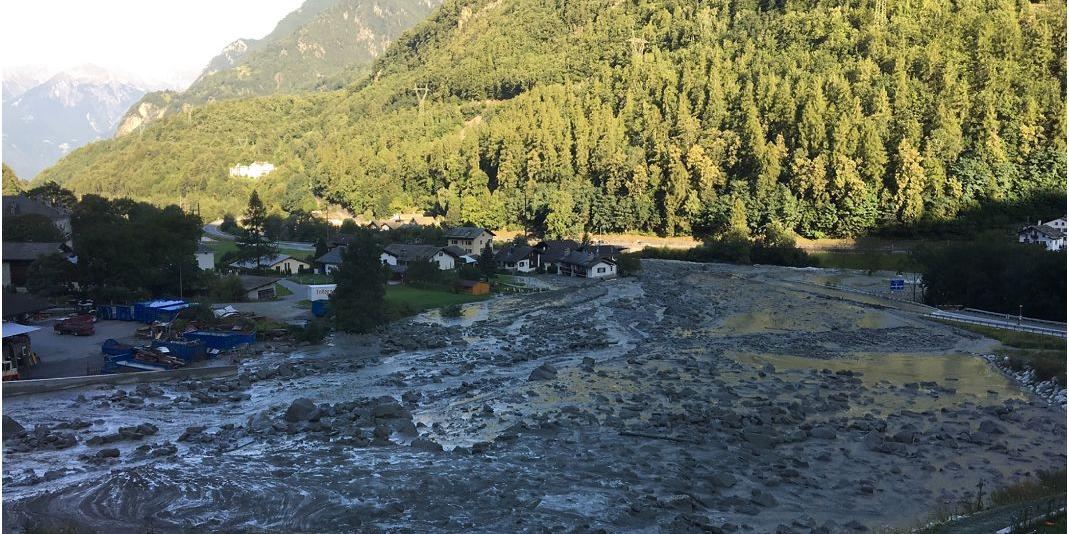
(37, 0), (1067, 238)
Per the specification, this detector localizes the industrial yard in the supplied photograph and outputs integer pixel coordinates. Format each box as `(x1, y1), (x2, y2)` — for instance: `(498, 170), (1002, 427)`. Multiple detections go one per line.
(2, 260), (1065, 532)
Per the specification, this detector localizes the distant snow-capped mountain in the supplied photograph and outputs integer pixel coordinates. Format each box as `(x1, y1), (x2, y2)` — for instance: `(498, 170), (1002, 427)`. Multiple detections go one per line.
(2, 65), (151, 178)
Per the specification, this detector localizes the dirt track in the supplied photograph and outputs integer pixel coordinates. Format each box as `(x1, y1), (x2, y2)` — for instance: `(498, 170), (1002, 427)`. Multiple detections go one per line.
(2, 260), (1065, 532)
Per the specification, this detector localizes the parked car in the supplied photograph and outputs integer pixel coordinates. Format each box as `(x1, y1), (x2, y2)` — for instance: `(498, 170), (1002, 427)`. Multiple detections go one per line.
(54, 315), (95, 336)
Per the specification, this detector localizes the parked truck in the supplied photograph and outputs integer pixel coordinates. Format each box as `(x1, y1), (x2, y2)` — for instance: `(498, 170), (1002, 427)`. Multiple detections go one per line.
(54, 315), (95, 336)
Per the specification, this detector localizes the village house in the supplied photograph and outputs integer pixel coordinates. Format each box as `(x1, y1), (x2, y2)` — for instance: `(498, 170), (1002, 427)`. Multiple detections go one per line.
(1043, 216), (1066, 232)
(1018, 219), (1067, 252)
(2, 195), (72, 242)
(239, 275), (281, 301)
(533, 239), (579, 271)
(2, 242), (67, 288)
(195, 243), (215, 270)
(380, 244), (455, 271)
(442, 245), (477, 265)
(584, 243), (629, 261)
(557, 250), (617, 278)
(229, 253), (311, 274)
(444, 227), (494, 255)
(314, 246), (346, 274)
(494, 244), (538, 273)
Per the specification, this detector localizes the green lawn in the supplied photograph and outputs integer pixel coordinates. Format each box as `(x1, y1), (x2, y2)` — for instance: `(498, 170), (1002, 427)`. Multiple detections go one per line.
(274, 283), (293, 297)
(290, 273), (333, 285)
(203, 239), (313, 262)
(385, 286), (488, 317)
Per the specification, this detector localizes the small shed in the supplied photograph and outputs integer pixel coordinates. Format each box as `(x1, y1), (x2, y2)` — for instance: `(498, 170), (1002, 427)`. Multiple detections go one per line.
(240, 275), (281, 301)
(456, 279), (490, 296)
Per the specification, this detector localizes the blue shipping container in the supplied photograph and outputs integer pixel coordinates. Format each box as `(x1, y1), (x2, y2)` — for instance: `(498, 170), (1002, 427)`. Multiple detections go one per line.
(183, 331), (255, 351)
(151, 339), (206, 363)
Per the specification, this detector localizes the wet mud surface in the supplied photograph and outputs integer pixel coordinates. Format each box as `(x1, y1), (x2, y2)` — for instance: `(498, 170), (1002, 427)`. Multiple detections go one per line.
(3, 260), (1065, 532)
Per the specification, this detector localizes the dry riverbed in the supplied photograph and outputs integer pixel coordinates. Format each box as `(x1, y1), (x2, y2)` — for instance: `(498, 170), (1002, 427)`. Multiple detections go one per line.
(2, 260), (1065, 532)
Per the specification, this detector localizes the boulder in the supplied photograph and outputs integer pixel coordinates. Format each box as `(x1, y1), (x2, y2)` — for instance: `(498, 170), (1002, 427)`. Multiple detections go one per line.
(809, 426), (836, 440)
(283, 398), (320, 423)
(247, 410), (274, 433)
(372, 399), (408, 419)
(978, 420), (1005, 435)
(3, 415), (25, 437)
(529, 363), (558, 381)
(411, 438), (444, 452)
(97, 448), (120, 459)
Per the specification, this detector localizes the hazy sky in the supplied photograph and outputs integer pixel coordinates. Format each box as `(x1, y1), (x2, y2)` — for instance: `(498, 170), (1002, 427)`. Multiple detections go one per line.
(2, 0), (304, 88)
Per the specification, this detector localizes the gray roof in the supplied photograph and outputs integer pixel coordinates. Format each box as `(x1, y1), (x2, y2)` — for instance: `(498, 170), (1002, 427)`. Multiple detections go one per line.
(2, 195), (69, 221)
(315, 246), (346, 265)
(444, 226), (494, 239)
(583, 244), (628, 259)
(195, 242), (214, 254)
(441, 245), (469, 258)
(239, 275), (280, 291)
(559, 250), (615, 269)
(2, 293), (54, 318)
(535, 240), (579, 263)
(383, 244), (443, 262)
(495, 244), (535, 264)
(1019, 224), (1066, 239)
(2, 242), (64, 262)
(229, 254), (307, 270)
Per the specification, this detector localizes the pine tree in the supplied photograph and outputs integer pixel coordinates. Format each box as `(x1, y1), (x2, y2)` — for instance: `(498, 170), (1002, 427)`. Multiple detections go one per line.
(330, 231), (386, 333)
(237, 191), (277, 269)
(477, 244), (496, 279)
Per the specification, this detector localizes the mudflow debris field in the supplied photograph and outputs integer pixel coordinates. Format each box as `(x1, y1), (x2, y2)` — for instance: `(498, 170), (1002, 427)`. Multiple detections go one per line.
(2, 260), (1065, 532)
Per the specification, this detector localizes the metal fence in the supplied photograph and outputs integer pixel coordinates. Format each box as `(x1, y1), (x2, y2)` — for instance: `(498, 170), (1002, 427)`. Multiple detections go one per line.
(928, 311), (1068, 339)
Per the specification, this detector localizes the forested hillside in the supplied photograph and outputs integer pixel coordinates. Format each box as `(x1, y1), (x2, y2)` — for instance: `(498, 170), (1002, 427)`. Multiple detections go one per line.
(116, 0), (441, 135)
(39, 0), (1067, 238)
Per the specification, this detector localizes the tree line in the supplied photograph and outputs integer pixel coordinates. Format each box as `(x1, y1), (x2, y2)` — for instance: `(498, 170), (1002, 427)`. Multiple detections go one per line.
(35, 0), (1066, 242)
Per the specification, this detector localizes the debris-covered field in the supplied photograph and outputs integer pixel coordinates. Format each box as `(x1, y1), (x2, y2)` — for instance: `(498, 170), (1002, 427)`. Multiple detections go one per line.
(3, 260), (1065, 532)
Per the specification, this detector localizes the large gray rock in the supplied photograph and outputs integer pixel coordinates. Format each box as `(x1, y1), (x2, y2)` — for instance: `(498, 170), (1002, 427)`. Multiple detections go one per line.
(411, 438), (444, 452)
(809, 426), (837, 440)
(284, 398), (320, 423)
(3, 415), (25, 437)
(978, 420), (1005, 435)
(247, 410), (274, 433)
(529, 363), (558, 381)
(372, 398), (408, 419)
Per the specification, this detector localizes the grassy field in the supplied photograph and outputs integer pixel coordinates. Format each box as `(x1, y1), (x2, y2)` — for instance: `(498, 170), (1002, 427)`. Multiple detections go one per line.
(202, 239), (313, 262)
(938, 320), (1067, 385)
(385, 286), (488, 317)
(289, 273), (333, 285)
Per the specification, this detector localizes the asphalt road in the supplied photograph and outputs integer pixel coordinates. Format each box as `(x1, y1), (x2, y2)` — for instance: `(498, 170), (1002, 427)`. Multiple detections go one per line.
(203, 220), (314, 251)
(22, 320), (142, 379)
(930, 309), (1067, 338)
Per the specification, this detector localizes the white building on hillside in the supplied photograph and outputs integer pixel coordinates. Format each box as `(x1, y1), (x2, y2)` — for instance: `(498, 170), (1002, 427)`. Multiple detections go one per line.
(229, 162), (276, 179)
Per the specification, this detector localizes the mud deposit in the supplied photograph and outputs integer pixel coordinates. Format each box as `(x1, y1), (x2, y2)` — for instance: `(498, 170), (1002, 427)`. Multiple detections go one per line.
(3, 260), (1065, 532)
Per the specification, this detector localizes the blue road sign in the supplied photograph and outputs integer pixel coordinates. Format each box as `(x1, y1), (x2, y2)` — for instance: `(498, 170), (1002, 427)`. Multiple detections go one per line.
(890, 278), (905, 291)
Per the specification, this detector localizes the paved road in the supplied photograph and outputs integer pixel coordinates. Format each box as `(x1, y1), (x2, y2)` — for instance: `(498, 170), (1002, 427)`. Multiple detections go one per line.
(930, 309), (1067, 338)
(203, 220), (315, 252)
(224, 279), (312, 323)
(22, 320), (142, 379)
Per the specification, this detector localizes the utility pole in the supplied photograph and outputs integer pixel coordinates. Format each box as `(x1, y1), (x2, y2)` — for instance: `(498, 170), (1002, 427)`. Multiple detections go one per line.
(413, 86), (430, 113)
(628, 31), (648, 57)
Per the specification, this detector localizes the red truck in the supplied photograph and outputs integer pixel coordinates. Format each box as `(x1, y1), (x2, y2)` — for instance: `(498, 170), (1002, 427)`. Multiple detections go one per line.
(54, 315), (95, 336)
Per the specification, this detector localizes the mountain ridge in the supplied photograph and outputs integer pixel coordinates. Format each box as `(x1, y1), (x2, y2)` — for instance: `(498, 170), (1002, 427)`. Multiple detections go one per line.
(117, 0), (440, 135)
